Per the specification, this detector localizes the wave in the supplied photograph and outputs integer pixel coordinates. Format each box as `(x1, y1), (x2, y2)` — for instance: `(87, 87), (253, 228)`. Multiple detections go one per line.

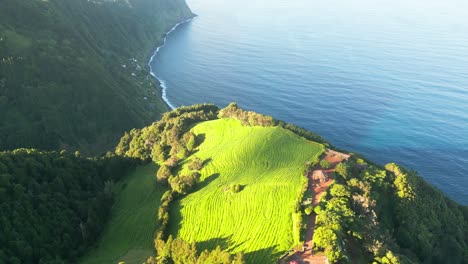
(148, 17), (194, 110)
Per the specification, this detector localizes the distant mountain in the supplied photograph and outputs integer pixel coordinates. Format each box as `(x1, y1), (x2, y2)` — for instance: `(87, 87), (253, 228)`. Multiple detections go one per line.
(0, 0), (193, 154)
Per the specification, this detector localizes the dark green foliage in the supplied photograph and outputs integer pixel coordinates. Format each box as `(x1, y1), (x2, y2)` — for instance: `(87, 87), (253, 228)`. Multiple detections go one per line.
(0, 149), (137, 263)
(329, 184), (350, 197)
(157, 190), (174, 239)
(319, 159), (331, 169)
(385, 163), (468, 263)
(218, 102), (276, 127)
(218, 103), (329, 145)
(152, 145), (167, 163)
(115, 104), (219, 161)
(169, 172), (200, 195)
(314, 157), (468, 264)
(184, 132), (197, 152)
(188, 157), (204, 171)
(334, 162), (349, 179)
(156, 165), (172, 185)
(0, 0), (193, 154)
(150, 236), (244, 264)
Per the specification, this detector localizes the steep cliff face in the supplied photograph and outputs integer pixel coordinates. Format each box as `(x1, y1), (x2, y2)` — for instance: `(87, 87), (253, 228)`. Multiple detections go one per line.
(0, 0), (193, 153)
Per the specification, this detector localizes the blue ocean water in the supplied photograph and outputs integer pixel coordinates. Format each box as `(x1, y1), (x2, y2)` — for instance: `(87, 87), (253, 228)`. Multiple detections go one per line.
(151, 0), (468, 204)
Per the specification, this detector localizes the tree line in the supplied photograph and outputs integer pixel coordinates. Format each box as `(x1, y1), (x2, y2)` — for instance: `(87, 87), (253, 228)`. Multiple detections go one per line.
(0, 149), (139, 263)
(0, 0), (193, 154)
(311, 157), (468, 263)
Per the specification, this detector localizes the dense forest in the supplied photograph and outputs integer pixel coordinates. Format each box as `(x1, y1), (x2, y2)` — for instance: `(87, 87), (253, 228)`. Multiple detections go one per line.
(312, 158), (468, 263)
(0, 149), (138, 263)
(0, 0), (193, 154)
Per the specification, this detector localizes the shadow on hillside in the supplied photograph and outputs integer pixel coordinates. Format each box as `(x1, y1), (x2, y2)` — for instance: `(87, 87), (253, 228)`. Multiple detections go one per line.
(203, 157), (212, 167)
(244, 246), (281, 263)
(195, 236), (247, 256)
(196, 236), (233, 252)
(197, 173), (219, 190)
(196, 133), (206, 147)
(195, 238), (280, 262)
(167, 173), (220, 235)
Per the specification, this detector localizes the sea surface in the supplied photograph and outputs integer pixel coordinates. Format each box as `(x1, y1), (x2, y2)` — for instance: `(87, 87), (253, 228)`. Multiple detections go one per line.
(150, 0), (468, 204)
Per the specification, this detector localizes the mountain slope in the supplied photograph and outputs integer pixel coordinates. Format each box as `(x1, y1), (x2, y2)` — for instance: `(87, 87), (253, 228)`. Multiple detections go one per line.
(81, 164), (167, 264)
(0, 0), (193, 153)
(0, 149), (137, 263)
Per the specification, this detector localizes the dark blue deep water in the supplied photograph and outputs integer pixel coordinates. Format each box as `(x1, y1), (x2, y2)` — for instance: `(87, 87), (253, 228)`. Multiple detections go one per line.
(151, 0), (468, 204)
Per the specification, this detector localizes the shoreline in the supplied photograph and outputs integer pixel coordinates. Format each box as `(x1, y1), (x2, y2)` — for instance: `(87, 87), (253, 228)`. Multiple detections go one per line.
(147, 16), (195, 110)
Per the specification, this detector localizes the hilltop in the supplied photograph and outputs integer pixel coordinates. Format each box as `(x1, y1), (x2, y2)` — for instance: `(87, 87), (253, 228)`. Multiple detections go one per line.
(0, 104), (467, 264)
(0, 0), (192, 153)
(110, 104), (468, 264)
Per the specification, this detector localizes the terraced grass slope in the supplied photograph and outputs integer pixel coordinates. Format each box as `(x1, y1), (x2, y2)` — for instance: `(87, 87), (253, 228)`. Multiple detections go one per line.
(81, 164), (164, 264)
(170, 119), (325, 263)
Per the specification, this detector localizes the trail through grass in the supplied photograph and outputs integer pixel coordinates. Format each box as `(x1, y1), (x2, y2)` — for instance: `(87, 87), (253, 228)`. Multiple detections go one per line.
(170, 119), (324, 263)
(81, 164), (164, 264)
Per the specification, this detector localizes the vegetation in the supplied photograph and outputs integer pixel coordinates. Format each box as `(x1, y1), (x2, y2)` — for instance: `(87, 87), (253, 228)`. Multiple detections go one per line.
(0, 0), (193, 153)
(168, 119), (324, 263)
(3, 103), (467, 264)
(113, 104), (468, 263)
(115, 104), (220, 161)
(80, 164), (167, 264)
(0, 149), (137, 263)
(219, 103), (329, 145)
(312, 158), (468, 263)
(148, 236), (245, 264)
(319, 159), (331, 169)
(115, 104), (325, 263)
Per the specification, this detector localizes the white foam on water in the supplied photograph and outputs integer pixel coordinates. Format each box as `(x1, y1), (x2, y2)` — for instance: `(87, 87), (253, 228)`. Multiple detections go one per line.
(148, 18), (194, 110)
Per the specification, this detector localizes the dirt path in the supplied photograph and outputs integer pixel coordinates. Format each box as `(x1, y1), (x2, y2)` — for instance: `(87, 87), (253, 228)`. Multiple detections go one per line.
(289, 149), (349, 264)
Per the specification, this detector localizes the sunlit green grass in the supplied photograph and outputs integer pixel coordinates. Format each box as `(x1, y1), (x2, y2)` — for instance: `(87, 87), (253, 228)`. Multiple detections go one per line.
(81, 164), (165, 264)
(170, 119), (324, 263)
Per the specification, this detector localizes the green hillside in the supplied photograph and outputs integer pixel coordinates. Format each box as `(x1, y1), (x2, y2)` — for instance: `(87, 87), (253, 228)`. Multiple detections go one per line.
(3, 104), (466, 264)
(0, 0), (192, 153)
(170, 119), (325, 263)
(0, 149), (137, 263)
(81, 164), (167, 264)
(112, 104), (468, 264)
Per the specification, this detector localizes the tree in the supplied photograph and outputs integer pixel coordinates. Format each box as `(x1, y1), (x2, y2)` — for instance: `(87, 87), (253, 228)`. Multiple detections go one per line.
(232, 252), (245, 264)
(165, 156), (179, 168)
(184, 132), (196, 152)
(198, 246), (232, 264)
(188, 157), (203, 171)
(319, 159), (331, 169)
(335, 163), (348, 179)
(152, 145), (166, 163)
(329, 184), (351, 198)
(156, 165), (172, 185)
(170, 238), (197, 264)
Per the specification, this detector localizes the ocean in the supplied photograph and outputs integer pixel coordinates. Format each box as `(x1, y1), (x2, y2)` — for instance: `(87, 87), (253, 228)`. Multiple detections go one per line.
(150, 0), (468, 204)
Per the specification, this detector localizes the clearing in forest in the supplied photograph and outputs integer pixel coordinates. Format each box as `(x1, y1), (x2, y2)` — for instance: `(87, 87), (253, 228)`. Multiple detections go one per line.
(169, 118), (325, 263)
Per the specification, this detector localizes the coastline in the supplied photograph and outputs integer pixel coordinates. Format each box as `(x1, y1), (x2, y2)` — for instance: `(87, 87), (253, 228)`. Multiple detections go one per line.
(147, 16), (195, 110)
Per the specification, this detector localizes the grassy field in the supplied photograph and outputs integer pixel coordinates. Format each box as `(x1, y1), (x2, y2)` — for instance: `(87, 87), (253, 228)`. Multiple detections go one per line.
(170, 119), (325, 263)
(81, 164), (165, 264)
